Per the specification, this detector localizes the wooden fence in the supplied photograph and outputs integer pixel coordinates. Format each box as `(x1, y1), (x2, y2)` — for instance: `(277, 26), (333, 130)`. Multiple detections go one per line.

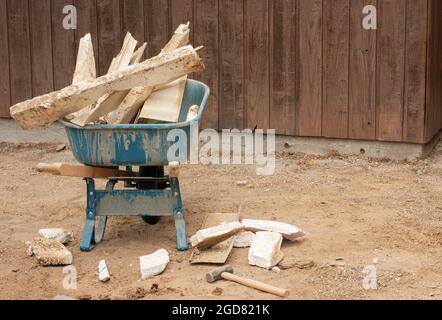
(0, 0), (441, 144)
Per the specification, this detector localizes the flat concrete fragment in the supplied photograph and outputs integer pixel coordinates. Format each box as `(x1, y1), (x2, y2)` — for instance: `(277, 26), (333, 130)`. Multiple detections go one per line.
(190, 221), (243, 249)
(190, 213), (240, 264)
(140, 249), (170, 280)
(27, 238), (73, 266)
(248, 231), (284, 270)
(242, 219), (305, 241)
(233, 231), (255, 248)
(98, 259), (110, 282)
(38, 228), (73, 245)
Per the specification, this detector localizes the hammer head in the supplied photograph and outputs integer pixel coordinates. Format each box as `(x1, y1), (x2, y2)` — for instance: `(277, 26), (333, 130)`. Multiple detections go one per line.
(206, 265), (234, 283)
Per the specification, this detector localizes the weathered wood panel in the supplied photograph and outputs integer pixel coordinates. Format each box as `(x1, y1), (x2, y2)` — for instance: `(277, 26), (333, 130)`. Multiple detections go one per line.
(169, 0), (194, 42)
(349, 0), (376, 140)
(269, 0), (296, 135)
(219, 0), (245, 129)
(51, 0), (77, 89)
(7, 0), (32, 105)
(297, 0), (322, 136)
(194, 0), (219, 129)
(122, 0), (145, 47)
(1, 0), (441, 145)
(144, 0), (169, 57)
(97, 0), (122, 75)
(245, 0), (269, 130)
(0, 0), (11, 117)
(75, 0), (99, 68)
(376, 0), (406, 142)
(322, 0), (350, 138)
(403, 0), (427, 143)
(30, 0), (54, 96)
(425, 0), (442, 141)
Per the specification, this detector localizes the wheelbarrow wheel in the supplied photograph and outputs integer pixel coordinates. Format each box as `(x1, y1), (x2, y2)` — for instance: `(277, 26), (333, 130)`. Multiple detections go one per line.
(141, 216), (161, 225)
(138, 166), (166, 225)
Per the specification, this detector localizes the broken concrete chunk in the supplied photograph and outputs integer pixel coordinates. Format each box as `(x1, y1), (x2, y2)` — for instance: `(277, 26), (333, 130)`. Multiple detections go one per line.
(242, 219), (305, 241)
(233, 231), (256, 248)
(139, 249), (170, 280)
(27, 238), (73, 266)
(248, 231), (284, 270)
(98, 260), (110, 282)
(38, 228), (73, 245)
(190, 221), (243, 249)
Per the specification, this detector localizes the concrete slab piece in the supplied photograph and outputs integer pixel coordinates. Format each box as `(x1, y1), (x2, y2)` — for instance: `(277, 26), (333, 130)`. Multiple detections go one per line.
(27, 238), (73, 266)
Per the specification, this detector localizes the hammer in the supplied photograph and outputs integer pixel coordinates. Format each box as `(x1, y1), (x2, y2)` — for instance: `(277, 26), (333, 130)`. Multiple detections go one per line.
(206, 265), (289, 298)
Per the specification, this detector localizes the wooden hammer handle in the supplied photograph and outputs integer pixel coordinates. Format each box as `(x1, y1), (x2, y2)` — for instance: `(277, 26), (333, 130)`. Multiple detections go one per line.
(221, 272), (289, 298)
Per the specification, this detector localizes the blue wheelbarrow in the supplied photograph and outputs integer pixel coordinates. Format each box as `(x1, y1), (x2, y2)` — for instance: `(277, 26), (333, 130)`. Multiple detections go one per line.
(60, 80), (210, 251)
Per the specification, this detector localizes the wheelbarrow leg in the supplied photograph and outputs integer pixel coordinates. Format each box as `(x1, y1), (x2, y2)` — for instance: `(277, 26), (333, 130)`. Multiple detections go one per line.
(80, 178), (97, 251)
(80, 179), (115, 251)
(170, 177), (188, 251)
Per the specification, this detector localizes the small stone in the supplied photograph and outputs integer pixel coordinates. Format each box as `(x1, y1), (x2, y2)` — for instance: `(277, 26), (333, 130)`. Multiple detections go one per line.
(248, 231), (284, 270)
(271, 266), (281, 273)
(373, 257), (378, 264)
(98, 259), (110, 282)
(55, 144), (67, 152)
(140, 249), (170, 280)
(212, 287), (223, 296)
(233, 231), (255, 248)
(279, 257), (315, 270)
(38, 228), (73, 245)
(237, 180), (248, 187)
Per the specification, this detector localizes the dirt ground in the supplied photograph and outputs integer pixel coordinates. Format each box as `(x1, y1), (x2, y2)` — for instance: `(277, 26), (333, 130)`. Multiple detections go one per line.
(1, 141), (442, 300)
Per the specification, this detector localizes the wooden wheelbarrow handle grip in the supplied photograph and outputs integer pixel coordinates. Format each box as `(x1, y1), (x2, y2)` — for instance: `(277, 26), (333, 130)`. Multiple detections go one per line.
(36, 163), (135, 178)
(36, 163), (63, 175)
(221, 272), (289, 298)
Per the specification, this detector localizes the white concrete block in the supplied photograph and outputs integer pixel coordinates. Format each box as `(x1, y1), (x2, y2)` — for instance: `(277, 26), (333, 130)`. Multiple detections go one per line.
(38, 228), (73, 244)
(242, 219), (305, 241)
(139, 249), (170, 280)
(248, 231), (284, 269)
(233, 231), (255, 248)
(98, 260), (110, 282)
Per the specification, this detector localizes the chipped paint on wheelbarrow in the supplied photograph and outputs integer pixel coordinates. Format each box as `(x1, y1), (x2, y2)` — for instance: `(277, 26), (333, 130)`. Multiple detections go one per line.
(60, 80), (209, 167)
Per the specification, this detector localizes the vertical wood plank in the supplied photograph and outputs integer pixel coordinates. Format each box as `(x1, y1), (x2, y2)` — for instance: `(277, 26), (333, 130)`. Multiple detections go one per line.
(169, 0), (194, 42)
(29, 0), (54, 96)
(349, 0), (376, 140)
(7, 0), (32, 105)
(403, 0), (427, 143)
(144, 0), (169, 58)
(297, 0), (322, 136)
(75, 0), (99, 68)
(245, 0), (269, 130)
(0, 0), (11, 116)
(425, 0), (442, 141)
(122, 0), (145, 44)
(376, 0), (406, 142)
(97, 0), (122, 75)
(219, 0), (245, 129)
(51, 0), (77, 89)
(269, 0), (296, 135)
(194, 0), (219, 129)
(322, 0), (349, 138)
